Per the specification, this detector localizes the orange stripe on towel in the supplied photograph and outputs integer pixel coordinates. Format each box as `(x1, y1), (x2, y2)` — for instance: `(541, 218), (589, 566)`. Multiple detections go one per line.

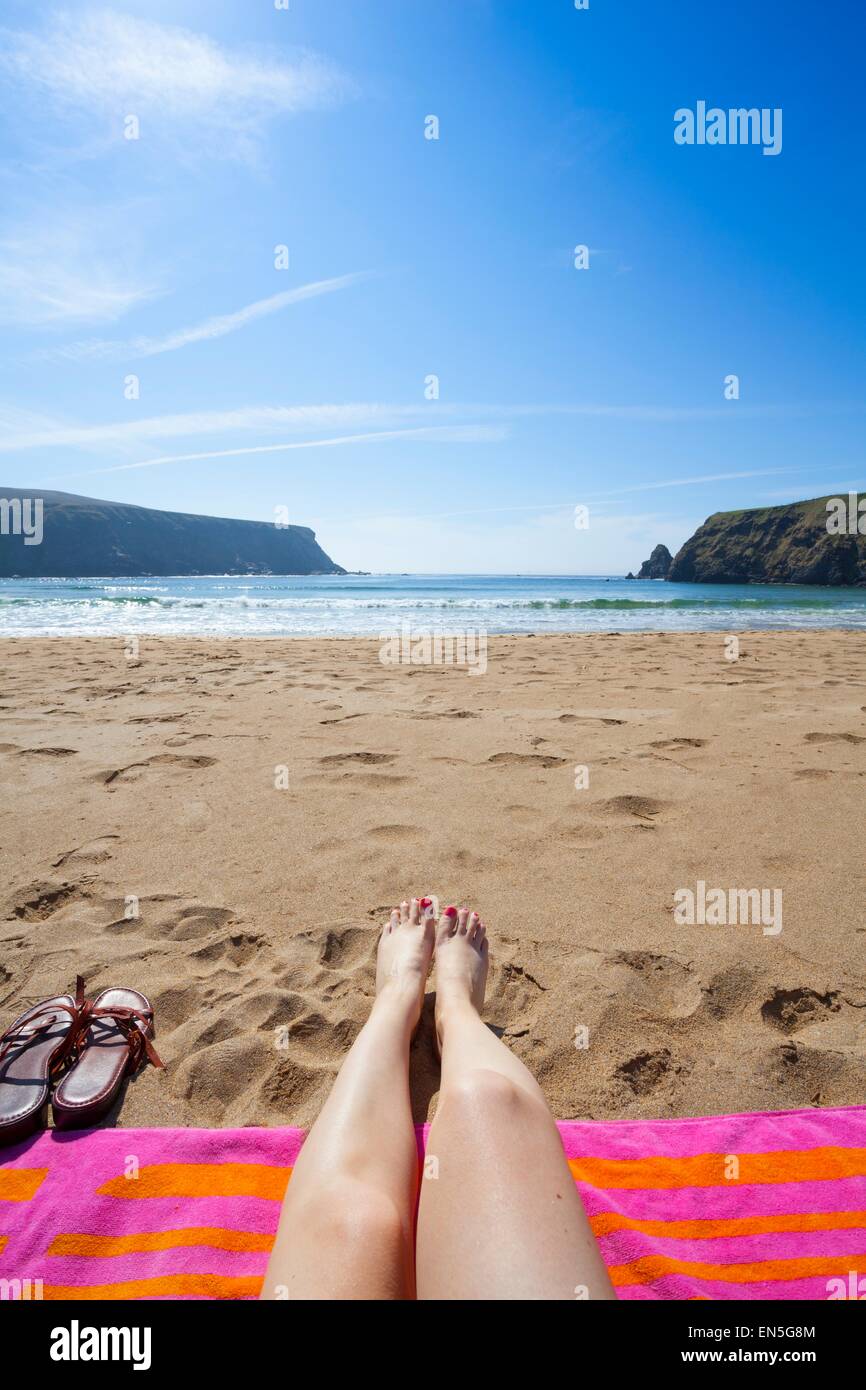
(0, 1235), (7, 1253)
(609, 1253), (866, 1287)
(49, 1228), (275, 1257)
(41, 1274), (262, 1300)
(96, 1163), (292, 1201)
(0, 1169), (48, 1203)
(569, 1147), (866, 1190)
(592, 1210), (866, 1239)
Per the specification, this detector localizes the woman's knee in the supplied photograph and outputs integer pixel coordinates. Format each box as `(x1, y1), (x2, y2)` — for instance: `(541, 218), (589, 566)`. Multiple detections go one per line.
(313, 1175), (408, 1257)
(442, 1067), (543, 1121)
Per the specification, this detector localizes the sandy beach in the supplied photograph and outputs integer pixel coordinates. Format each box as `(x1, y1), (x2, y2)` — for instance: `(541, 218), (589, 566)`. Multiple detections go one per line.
(1, 631), (864, 1129)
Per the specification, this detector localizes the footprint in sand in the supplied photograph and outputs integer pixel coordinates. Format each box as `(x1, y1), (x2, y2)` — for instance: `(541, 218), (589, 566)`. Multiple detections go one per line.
(52, 835), (120, 868)
(803, 731), (866, 745)
(702, 964), (764, 1021)
(125, 714), (185, 725)
(259, 1053), (333, 1117)
(151, 982), (209, 1032)
(6, 879), (91, 922)
(15, 746), (77, 758)
(558, 713), (625, 726)
(594, 794), (671, 822)
(112, 897), (232, 942)
(762, 1039), (860, 1109)
(240, 989), (308, 1032)
(649, 737), (707, 751)
(610, 951), (702, 1019)
(614, 1048), (677, 1096)
(191, 929), (264, 964)
(314, 926), (374, 970)
(491, 961), (548, 1028)
(97, 753), (218, 786)
(367, 824), (422, 841)
(348, 772), (409, 789)
(760, 986), (840, 1035)
(190, 1016), (243, 1050)
(148, 905), (236, 943)
(412, 709), (480, 720)
(487, 752), (568, 769)
(319, 751), (395, 766)
(169, 1034), (276, 1114)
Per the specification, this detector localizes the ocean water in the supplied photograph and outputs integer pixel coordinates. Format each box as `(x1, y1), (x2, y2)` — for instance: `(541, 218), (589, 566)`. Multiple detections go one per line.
(1, 574), (866, 637)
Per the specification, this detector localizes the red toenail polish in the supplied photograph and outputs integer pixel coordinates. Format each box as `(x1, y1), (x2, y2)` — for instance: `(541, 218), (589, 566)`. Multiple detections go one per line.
(444, 906), (457, 917)
(420, 897), (432, 908)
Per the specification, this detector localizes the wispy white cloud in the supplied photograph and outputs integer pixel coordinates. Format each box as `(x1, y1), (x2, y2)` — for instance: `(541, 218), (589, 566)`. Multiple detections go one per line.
(0, 212), (161, 327)
(0, 8), (351, 161)
(54, 274), (372, 361)
(0, 399), (803, 454)
(501, 403), (798, 423)
(585, 467), (811, 497)
(50, 427), (507, 480)
(0, 404), (445, 453)
(0, 404), (73, 438)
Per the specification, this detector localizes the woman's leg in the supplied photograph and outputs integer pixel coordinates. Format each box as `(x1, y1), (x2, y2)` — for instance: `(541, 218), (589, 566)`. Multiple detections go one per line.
(260, 899), (433, 1300)
(416, 908), (616, 1301)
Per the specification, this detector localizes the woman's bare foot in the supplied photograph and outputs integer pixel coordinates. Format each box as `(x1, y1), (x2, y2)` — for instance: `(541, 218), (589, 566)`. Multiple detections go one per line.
(434, 907), (489, 1049)
(376, 897), (435, 1028)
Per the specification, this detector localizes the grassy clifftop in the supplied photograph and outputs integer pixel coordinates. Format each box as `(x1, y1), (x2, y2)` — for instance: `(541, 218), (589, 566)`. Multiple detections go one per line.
(668, 495), (866, 586)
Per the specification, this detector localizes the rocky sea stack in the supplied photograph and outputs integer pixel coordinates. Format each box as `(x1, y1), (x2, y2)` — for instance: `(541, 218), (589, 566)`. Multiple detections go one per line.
(637, 544), (673, 579)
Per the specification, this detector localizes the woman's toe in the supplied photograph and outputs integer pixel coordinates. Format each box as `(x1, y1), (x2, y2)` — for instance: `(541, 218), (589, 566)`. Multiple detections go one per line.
(437, 908), (458, 941)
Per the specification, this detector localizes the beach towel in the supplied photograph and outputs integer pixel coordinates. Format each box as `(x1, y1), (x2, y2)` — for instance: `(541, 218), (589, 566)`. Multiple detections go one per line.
(1, 1105), (864, 1300)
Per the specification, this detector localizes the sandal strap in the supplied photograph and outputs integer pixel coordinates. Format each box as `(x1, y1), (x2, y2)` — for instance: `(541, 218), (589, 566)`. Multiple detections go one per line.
(76, 998), (164, 1071)
(0, 980), (86, 1070)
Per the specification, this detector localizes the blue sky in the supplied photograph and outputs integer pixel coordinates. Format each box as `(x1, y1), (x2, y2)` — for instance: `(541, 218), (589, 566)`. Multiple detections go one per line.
(0, 0), (863, 574)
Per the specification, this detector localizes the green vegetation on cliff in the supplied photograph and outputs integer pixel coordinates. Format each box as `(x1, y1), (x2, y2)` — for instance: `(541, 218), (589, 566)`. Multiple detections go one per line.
(668, 495), (866, 586)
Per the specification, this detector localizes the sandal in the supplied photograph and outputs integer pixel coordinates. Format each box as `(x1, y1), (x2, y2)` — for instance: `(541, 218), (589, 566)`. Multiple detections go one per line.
(52, 985), (162, 1130)
(0, 989), (80, 1146)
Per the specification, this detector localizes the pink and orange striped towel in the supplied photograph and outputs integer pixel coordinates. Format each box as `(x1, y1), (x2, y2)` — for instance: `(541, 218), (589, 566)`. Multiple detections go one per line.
(1, 1105), (864, 1300)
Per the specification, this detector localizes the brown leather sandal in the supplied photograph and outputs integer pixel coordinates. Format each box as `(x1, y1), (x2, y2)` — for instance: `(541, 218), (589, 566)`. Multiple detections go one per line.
(52, 985), (162, 1130)
(51, 978), (164, 1128)
(0, 990), (80, 1146)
